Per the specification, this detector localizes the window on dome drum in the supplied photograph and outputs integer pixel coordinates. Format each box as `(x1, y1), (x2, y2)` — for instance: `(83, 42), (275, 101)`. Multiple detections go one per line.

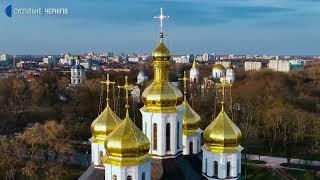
(78, 79), (80, 84)
(214, 161), (218, 176)
(142, 172), (145, 180)
(127, 175), (132, 180)
(237, 159), (240, 174)
(144, 122), (147, 134)
(78, 71), (80, 76)
(177, 122), (179, 149)
(153, 123), (157, 150)
(197, 139), (200, 152)
(204, 158), (207, 174)
(99, 151), (103, 163)
(227, 162), (231, 177)
(189, 141), (193, 154)
(73, 79), (76, 84)
(113, 175), (117, 180)
(166, 123), (170, 151)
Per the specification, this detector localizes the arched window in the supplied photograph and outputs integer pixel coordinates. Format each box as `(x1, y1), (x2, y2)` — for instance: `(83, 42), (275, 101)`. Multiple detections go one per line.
(227, 162), (231, 177)
(204, 158), (207, 174)
(177, 122), (179, 149)
(197, 139), (200, 153)
(166, 123), (170, 151)
(214, 161), (218, 176)
(99, 151), (103, 163)
(113, 175), (117, 180)
(189, 141), (193, 154)
(78, 79), (80, 84)
(153, 123), (157, 150)
(144, 122), (147, 134)
(142, 172), (145, 180)
(127, 175), (132, 180)
(237, 158), (240, 174)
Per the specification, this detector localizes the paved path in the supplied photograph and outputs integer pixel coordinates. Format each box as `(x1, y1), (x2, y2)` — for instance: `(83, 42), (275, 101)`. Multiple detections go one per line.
(247, 154), (320, 168)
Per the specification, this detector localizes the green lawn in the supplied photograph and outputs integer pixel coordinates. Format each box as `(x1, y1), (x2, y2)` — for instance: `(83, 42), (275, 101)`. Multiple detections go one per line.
(286, 169), (306, 179)
(286, 169), (318, 180)
(281, 163), (320, 171)
(242, 164), (281, 180)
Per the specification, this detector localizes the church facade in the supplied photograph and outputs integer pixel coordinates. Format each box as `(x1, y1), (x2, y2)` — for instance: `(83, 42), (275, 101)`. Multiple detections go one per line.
(80, 8), (243, 180)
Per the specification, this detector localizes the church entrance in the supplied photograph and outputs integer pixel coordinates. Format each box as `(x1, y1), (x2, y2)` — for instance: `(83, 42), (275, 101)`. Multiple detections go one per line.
(189, 141), (193, 154)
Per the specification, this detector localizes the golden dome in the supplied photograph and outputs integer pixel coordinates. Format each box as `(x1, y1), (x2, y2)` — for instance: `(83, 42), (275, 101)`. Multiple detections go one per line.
(181, 100), (201, 136)
(91, 105), (121, 144)
(142, 81), (183, 112)
(212, 64), (225, 71)
(103, 111), (150, 166)
(141, 33), (183, 112)
(152, 39), (171, 61)
(203, 107), (242, 153)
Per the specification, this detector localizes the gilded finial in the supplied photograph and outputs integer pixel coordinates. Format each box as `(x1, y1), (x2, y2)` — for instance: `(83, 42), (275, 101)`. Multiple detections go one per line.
(117, 76), (135, 117)
(192, 60), (197, 69)
(178, 71), (190, 101)
(101, 74), (115, 107)
(154, 8), (169, 34)
(216, 81), (232, 111)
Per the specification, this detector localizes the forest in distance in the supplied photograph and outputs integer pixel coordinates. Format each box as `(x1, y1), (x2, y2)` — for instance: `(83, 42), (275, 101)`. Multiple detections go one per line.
(0, 61), (319, 179)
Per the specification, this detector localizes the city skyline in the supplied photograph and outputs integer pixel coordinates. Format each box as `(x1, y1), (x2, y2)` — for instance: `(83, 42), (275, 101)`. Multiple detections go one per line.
(1, 0), (320, 55)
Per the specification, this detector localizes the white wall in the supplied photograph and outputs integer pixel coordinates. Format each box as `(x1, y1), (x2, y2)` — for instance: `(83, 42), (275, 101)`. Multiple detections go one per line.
(212, 69), (225, 80)
(182, 130), (201, 155)
(190, 68), (199, 83)
(70, 68), (85, 85)
(91, 142), (106, 166)
(140, 109), (183, 159)
(202, 148), (241, 180)
(105, 161), (151, 180)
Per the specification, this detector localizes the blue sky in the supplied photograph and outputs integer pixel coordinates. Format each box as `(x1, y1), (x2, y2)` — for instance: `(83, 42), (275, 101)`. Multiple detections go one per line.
(1, 0), (320, 55)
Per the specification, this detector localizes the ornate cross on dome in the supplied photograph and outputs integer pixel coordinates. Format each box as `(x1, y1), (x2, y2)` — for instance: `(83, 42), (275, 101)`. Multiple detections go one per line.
(154, 8), (169, 33)
(178, 71), (190, 100)
(117, 76), (135, 112)
(216, 81), (232, 110)
(101, 74), (115, 107)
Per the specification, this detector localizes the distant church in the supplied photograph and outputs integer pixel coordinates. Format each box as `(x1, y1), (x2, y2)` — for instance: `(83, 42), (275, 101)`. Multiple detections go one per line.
(70, 58), (85, 86)
(80, 8), (243, 180)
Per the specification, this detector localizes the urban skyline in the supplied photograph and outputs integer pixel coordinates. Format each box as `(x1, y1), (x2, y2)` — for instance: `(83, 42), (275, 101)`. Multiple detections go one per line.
(1, 0), (320, 55)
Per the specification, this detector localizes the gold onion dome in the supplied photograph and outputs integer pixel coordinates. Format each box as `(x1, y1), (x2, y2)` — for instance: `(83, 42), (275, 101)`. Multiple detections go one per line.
(152, 36), (171, 61)
(103, 111), (150, 166)
(181, 100), (201, 136)
(91, 105), (121, 144)
(142, 33), (183, 112)
(212, 64), (225, 71)
(203, 107), (242, 153)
